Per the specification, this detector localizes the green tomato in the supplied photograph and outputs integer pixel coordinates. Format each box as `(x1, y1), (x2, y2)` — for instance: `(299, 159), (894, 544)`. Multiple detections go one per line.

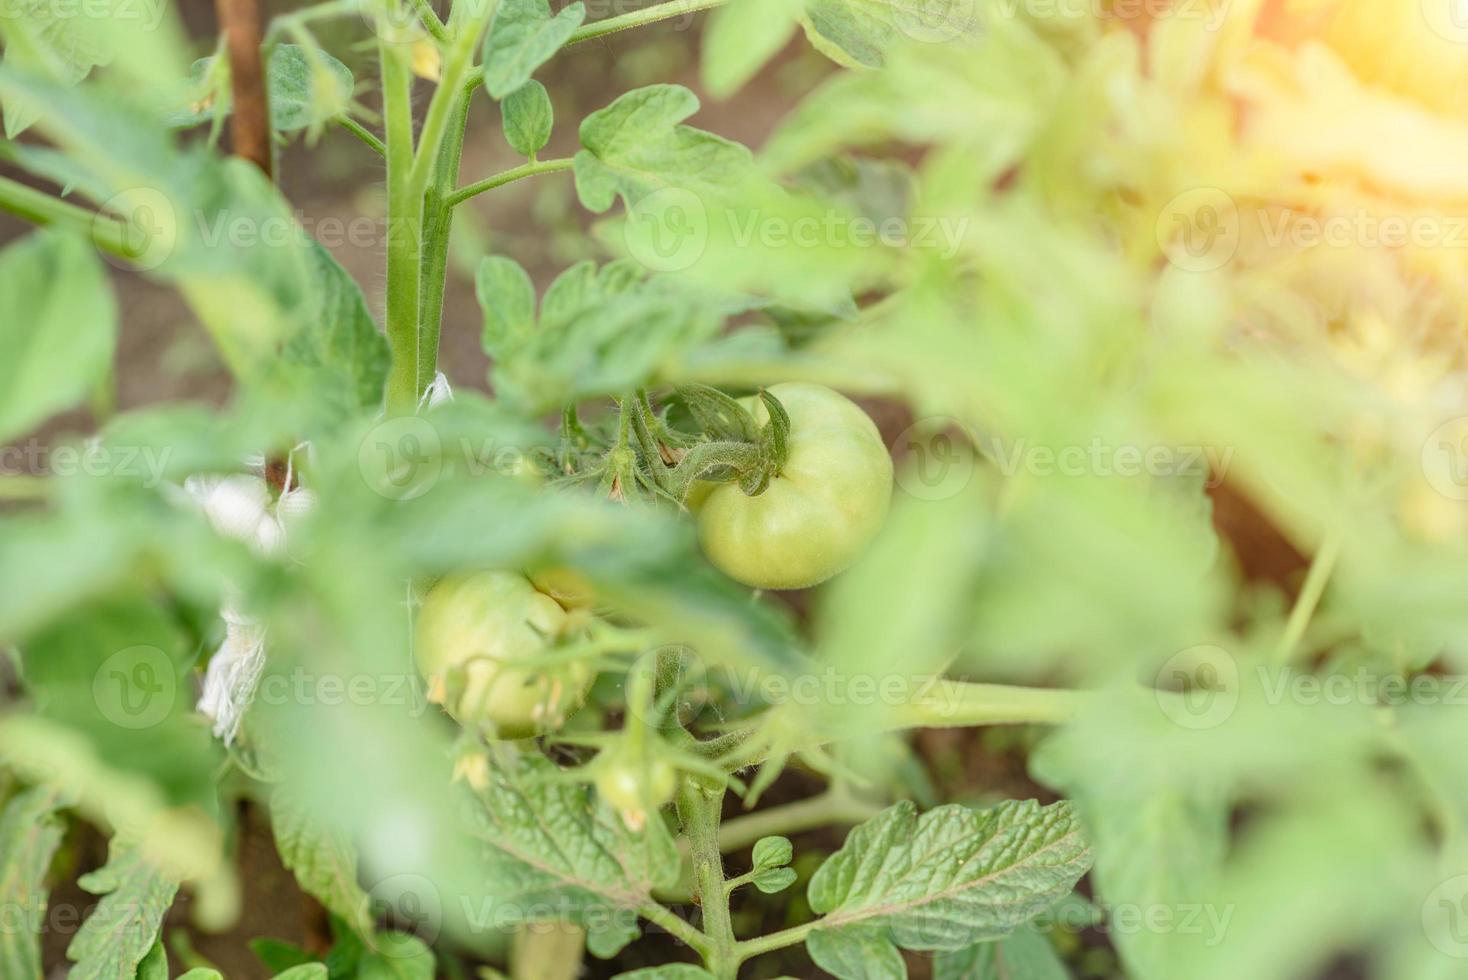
(594, 755), (678, 831)
(415, 571), (592, 738)
(693, 383), (893, 590)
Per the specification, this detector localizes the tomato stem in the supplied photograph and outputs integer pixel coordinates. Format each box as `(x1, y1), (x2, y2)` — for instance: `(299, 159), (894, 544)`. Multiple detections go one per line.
(417, 93), (471, 391)
(678, 781), (739, 979)
(566, 0), (729, 46)
(1274, 527), (1342, 665)
(0, 175), (136, 259)
(717, 785), (882, 853)
(334, 116), (386, 157)
(379, 30), (421, 414)
(445, 158), (575, 208)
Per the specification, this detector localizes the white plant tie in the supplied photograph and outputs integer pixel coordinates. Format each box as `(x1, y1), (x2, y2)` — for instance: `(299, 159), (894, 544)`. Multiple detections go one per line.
(180, 446), (314, 745)
(420, 371), (454, 411)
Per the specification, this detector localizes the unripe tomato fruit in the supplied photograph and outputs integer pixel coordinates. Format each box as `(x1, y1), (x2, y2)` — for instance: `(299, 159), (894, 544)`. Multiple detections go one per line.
(693, 383), (892, 590)
(594, 756), (678, 832)
(415, 571), (592, 738)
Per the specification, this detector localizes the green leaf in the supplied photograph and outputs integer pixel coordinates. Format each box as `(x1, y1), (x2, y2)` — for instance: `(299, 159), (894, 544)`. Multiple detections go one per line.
(803, 800), (1090, 980)
(249, 937), (316, 973)
(476, 254), (538, 361)
(489, 259), (747, 411)
(752, 835), (793, 869)
(797, 0), (899, 68)
(586, 915), (641, 959)
(172, 44), (354, 132)
(612, 967), (717, 980)
(0, 73), (315, 378)
(0, 786), (69, 980)
(481, 0), (586, 100)
(752, 867), (798, 893)
(271, 962), (328, 979)
(0, 0), (111, 138)
(66, 841), (180, 980)
(275, 242), (391, 420)
(0, 230), (115, 443)
(807, 925), (905, 980)
(356, 933), (435, 980)
(136, 941), (168, 980)
(574, 84), (754, 213)
(177, 970), (226, 980)
(470, 753), (680, 927)
(502, 79), (554, 157)
(1029, 695), (1231, 980)
(273, 967), (329, 980)
(701, 0), (798, 99)
(933, 929), (1071, 980)
(270, 791), (375, 940)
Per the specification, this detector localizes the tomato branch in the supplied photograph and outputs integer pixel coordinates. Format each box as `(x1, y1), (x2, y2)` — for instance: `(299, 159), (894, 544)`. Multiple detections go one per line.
(0, 175), (135, 259)
(446, 157), (575, 207)
(567, 0), (729, 45)
(410, 0), (450, 42)
(335, 117), (386, 157)
(717, 786), (882, 853)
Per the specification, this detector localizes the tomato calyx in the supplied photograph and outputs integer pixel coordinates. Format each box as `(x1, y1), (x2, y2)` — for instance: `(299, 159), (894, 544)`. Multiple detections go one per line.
(638, 385), (792, 502)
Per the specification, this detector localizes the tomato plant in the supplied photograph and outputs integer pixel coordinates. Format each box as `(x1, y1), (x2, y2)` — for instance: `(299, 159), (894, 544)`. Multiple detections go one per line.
(0, 1), (1465, 980)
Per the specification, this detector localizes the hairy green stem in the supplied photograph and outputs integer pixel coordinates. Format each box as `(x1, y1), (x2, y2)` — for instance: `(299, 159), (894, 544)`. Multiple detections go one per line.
(0, 174), (134, 258)
(1275, 528), (1342, 665)
(409, 0), (449, 41)
(735, 920), (818, 964)
(567, 0), (728, 45)
(680, 782), (737, 979)
(887, 680), (1088, 729)
(335, 116), (386, 157)
(379, 32), (422, 414)
(379, 0), (498, 410)
(407, 0), (496, 196)
(717, 787), (881, 852)
(639, 900), (710, 956)
(416, 93), (471, 391)
(446, 157), (574, 207)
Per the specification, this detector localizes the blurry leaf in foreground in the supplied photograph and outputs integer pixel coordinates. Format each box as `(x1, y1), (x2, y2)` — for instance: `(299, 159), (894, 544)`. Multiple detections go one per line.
(0, 230), (116, 444)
